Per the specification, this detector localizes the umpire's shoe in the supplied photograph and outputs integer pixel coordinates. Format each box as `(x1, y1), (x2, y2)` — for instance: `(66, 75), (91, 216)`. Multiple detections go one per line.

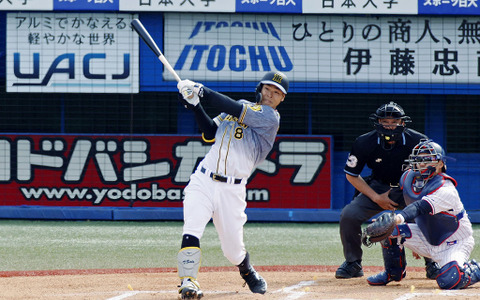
(335, 260), (364, 279)
(425, 259), (441, 280)
(240, 266), (267, 294)
(367, 271), (406, 286)
(178, 278), (204, 299)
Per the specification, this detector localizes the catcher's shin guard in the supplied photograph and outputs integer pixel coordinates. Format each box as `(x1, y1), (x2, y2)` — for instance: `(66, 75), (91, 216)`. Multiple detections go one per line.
(436, 261), (471, 289)
(368, 237), (406, 286)
(382, 237), (406, 281)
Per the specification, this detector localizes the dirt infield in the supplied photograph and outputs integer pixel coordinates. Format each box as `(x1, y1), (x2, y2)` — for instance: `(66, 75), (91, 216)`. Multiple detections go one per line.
(1, 266), (480, 299)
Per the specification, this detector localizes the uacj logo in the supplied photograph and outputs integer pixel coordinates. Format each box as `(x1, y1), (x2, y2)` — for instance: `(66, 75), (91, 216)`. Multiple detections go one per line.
(12, 53), (131, 87)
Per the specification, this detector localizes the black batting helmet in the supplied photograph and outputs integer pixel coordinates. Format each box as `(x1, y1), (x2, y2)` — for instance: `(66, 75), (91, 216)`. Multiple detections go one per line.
(255, 71), (289, 102)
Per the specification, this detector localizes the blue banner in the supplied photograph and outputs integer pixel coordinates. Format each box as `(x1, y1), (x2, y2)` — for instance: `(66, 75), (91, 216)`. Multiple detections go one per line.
(54, 0), (118, 11)
(236, 0), (302, 14)
(419, 0), (480, 15)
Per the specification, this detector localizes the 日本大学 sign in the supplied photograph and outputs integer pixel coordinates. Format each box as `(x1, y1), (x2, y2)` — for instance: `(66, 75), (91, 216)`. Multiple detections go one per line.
(1, 0), (479, 15)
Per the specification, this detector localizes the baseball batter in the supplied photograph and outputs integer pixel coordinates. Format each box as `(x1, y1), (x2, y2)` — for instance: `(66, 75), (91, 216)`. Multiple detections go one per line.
(175, 71), (289, 299)
(367, 139), (480, 289)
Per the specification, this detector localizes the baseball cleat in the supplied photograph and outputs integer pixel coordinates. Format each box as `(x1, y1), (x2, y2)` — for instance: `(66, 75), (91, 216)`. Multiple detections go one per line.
(335, 260), (364, 279)
(425, 259), (441, 280)
(367, 270), (406, 286)
(464, 259), (480, 285)
(240, 267), (267, 294)
(178, 278), (203, 299)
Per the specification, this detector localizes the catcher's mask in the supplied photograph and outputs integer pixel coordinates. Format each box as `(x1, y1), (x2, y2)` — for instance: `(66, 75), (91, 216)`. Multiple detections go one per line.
(369, 101), (411, 150)
(406, 139), (447, 189)
(255, 71), (289, 103)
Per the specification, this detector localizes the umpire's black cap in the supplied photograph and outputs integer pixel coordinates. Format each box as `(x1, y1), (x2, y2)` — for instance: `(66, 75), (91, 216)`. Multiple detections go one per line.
(260, 71), (289, 94)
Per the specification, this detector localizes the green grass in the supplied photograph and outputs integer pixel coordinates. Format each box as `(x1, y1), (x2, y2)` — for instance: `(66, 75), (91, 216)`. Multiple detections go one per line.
(0, 220), (479, 271)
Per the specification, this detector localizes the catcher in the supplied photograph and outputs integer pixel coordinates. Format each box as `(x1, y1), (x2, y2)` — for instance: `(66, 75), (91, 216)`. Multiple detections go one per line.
(362, 140), (480, 289)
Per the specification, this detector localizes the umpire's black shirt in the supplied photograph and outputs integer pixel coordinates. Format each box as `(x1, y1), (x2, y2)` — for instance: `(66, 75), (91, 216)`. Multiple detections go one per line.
(344, 129), (427, 185)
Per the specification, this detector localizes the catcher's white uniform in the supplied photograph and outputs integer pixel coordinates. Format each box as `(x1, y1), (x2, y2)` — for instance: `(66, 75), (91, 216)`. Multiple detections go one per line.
(400, 172), (474, 268)
(368, 139), (480, 290)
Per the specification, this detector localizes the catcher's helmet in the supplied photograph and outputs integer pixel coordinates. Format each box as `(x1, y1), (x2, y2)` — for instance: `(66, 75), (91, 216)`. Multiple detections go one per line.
(406, 139), (446, 189)
(255, 71), (289, 102)
(369, 102), (412, 150)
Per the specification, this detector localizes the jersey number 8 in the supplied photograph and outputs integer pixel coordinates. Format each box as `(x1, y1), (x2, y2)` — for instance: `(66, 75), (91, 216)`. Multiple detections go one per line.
(234, 127), (244, 140)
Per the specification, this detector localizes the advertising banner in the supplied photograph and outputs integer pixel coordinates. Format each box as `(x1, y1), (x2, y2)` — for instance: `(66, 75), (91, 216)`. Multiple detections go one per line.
(237, 0), (302, 14)
(302, 0), (418, 14)
(6, 12), (139, 93)
(1, 0), (479, 15)
(0, 134), (332, 209)
(418, 0), (480, 15)
(119, 0), (235, 12)
(164, 13), (480, 87)
(0, 0), (53, 11)
(54, 0), (119, 11)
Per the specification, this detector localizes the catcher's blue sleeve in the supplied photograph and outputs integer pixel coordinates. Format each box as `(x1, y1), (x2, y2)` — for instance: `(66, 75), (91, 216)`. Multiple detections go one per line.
(400, 200), (433, 222)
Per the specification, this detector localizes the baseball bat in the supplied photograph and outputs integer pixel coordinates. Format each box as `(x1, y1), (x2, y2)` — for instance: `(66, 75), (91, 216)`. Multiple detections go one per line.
(131, 19), (182, 82)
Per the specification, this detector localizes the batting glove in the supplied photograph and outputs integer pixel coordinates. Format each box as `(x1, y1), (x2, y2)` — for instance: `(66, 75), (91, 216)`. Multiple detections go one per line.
(177, 80), (204, 108)
(180, 88), (200, 107)
(178, 80), (204, 96)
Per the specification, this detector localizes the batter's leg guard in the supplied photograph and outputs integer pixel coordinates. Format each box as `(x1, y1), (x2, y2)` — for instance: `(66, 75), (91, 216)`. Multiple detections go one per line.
(367, 237), (406, 286)
(178, 247), (203, 299)
(436, 261), (470, 289)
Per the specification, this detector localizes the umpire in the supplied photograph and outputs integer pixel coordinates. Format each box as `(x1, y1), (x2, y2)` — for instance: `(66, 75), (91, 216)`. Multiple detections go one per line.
(335, 102), (440, 279)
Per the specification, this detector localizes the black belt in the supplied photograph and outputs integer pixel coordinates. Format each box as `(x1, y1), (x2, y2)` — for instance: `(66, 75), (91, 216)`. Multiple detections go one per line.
(374, 178), (399, 187)
(200, 167), (242, 184)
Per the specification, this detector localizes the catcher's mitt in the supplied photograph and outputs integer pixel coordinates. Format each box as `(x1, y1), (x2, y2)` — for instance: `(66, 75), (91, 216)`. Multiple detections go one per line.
(361, 212), (396, 247)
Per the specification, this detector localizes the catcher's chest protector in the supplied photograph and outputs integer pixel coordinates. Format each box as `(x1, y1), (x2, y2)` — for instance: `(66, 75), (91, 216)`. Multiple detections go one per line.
(401, 170), (456, 204)
(401, 170), (461, 246)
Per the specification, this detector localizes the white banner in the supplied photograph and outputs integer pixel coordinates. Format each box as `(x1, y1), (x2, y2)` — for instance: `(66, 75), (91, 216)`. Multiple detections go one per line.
(0, 0), (52, 11)
(164, 13), (480, 85)
(6, 12), (139, 94)
(302, 0), (418, 14)
(119, 0), (235, 12)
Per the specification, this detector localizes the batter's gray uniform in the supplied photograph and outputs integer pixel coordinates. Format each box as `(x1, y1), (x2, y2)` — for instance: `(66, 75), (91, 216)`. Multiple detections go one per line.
(176, 71), (288, 299)
(184, 100), (280, 264)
